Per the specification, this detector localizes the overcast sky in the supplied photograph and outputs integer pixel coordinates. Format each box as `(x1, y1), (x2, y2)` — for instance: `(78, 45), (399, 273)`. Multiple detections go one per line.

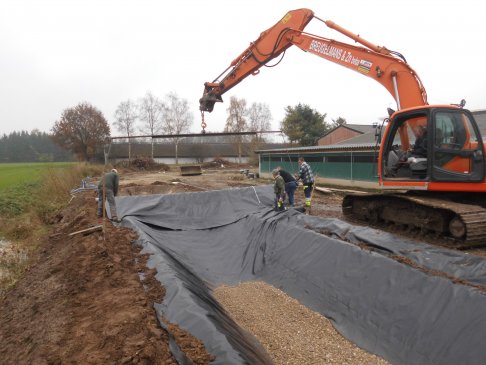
(1, 0), (485, 136)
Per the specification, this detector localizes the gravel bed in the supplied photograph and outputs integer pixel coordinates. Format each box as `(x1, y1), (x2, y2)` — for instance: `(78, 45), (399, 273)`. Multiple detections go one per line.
(214, 281), (390, 365)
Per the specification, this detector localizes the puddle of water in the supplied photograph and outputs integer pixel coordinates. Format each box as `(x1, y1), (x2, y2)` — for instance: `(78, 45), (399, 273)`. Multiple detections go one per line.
(0, 239), (28, 267)
(0, 239), (9, 252)
(0, 239), (11, 281)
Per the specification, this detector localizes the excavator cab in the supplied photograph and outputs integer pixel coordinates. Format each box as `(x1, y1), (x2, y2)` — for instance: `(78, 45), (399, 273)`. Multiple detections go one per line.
(381, 107), (485, 184)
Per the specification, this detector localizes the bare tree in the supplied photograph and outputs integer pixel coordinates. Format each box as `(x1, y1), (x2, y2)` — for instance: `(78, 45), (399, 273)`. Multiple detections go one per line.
(246, 101), (272, 164)
(51, 102), (110, 162)
(138, 91), (164, 159)
(113, 99), (138, 163)
(247, 102), (272, 141)
(162, 92), (193, 164)
(225, 96), (248, 163)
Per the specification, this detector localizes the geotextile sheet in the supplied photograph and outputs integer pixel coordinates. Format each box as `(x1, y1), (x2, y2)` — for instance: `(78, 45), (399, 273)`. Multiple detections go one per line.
(117, 185), (486, 365)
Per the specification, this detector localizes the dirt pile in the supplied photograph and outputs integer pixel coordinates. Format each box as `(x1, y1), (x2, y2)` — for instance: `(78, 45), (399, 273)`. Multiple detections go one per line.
(201, 158), (249, 169)
(122, 180), (204, 196)
(0, 191), (213, 365)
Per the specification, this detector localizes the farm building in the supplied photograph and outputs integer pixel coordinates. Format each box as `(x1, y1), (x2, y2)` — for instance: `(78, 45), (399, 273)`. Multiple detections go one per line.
(258, 122), (380, 188)
(473, 109), (486, 137)
(317, 123), (376, 146)
(257, 142), (380, 189)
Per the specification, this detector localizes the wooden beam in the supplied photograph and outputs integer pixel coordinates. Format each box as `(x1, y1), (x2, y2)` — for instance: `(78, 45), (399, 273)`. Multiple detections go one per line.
(314, 186), (333, 194)
(68, 225), (103, 237)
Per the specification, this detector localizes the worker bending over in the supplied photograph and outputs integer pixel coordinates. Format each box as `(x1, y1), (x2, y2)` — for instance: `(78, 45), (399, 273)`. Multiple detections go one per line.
(296, 156), (314, 213)
(97, 168), (120, 222)
(277, 167), (297, 207)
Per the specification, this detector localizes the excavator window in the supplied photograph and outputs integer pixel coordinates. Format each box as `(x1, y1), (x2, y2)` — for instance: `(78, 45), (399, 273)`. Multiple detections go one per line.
(383, 112), (429, 180)
(432, 110), (483, 180)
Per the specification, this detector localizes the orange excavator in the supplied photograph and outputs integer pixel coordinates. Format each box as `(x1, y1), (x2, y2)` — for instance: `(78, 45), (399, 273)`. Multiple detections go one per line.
(199, 8), (486, 246)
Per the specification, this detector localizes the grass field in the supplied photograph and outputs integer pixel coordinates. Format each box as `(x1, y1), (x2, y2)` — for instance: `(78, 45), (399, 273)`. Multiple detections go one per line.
(0, 162), (105, 293)
(0, 162), (74, 191)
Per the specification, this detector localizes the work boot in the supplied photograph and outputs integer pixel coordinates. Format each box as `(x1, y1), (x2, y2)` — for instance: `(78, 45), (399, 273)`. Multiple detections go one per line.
(111, 216), (121, 223)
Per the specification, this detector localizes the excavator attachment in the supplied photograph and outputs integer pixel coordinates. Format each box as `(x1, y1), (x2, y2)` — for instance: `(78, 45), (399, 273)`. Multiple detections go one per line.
(199, 83), (223, 113)
(180, 165), (202, 176)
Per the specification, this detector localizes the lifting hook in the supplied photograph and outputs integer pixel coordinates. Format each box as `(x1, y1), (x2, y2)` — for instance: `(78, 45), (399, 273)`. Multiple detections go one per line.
(200, 111), (207, 134)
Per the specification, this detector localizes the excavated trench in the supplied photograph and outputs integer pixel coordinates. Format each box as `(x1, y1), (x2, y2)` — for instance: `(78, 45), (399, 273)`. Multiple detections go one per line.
(115, 185), (486, 365)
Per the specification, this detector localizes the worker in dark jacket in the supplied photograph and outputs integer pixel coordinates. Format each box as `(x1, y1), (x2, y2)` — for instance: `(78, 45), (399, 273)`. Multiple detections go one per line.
(97, 168), (120, 222)
(272, 169), (285, 211)
(278, 167), (297, 207)
(411, 125), (428, 158)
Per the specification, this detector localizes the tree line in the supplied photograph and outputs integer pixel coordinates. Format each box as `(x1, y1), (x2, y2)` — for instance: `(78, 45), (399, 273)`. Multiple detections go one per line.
(0, 130), (72, 163)
(51, 92), (197, 162)
(227, 96), (347, 147)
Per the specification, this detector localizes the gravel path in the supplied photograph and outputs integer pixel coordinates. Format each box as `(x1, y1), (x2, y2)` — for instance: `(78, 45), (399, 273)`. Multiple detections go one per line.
(214, 281), (390, 365)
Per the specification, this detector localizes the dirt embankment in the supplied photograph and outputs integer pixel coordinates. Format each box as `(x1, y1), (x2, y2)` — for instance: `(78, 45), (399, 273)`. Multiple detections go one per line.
(0, 188), (213, 365)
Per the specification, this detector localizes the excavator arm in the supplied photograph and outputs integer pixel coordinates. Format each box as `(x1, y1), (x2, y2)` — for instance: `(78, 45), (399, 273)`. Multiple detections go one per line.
(199, 8), (314, 112)
(199, 8), (428, 114)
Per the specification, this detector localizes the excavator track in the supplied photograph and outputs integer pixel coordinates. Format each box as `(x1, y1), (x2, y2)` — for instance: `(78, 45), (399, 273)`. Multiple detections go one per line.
(342, 193), (486, 248)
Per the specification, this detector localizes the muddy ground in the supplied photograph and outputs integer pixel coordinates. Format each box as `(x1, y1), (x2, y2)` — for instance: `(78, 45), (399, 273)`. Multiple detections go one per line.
(0, 172), (214, 365)
(1, 165), (485, 364)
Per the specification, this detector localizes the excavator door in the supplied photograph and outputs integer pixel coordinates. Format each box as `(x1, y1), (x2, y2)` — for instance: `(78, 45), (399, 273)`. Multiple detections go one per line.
(382, 110), (431, 181)
(431, 109), (484, 182)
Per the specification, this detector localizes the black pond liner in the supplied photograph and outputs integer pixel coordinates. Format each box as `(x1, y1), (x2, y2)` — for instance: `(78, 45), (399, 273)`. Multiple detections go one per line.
(116, 185), (486, 365)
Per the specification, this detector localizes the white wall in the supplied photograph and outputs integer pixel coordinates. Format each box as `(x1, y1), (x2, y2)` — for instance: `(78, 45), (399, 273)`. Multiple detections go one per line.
(112, 157), (249, 165)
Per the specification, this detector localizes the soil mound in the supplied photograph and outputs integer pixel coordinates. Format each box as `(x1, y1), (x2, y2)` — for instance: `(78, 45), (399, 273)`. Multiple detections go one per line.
(0, 191), (213, 364)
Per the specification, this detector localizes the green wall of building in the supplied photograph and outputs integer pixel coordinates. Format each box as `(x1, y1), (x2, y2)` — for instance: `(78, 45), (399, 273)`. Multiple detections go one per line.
(259, 152), (378, 182)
